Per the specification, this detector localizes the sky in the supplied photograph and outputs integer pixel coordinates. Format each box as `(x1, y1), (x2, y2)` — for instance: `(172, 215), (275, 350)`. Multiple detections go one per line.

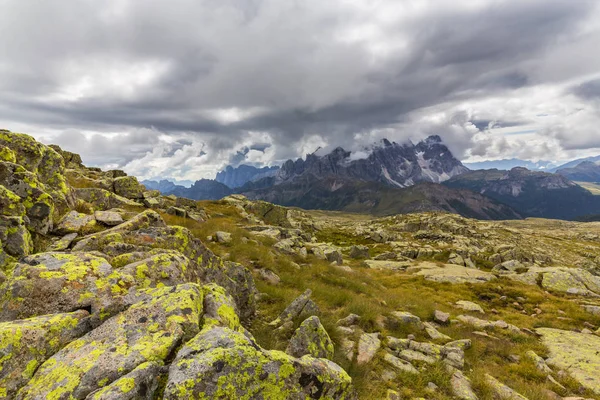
(2, 0), (600, 181)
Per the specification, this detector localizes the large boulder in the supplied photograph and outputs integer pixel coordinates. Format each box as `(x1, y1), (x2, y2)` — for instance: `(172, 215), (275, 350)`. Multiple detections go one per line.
(113, 176), (145, 199)
(164, 326), (356, 399)
(16, 284), (203, 400)
(537, 327), (600, 394)
(0, 310), (91, 398)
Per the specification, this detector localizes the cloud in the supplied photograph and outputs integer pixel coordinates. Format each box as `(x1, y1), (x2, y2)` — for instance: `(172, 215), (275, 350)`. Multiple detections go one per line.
(0, 0), (600, 179)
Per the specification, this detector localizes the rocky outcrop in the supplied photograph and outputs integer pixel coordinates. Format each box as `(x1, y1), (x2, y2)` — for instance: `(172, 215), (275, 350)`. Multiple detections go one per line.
(0, 131), (356, 399)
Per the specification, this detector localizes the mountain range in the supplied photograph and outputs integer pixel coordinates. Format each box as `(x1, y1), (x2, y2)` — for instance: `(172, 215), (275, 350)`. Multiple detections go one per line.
(143, 136), (600, 221)
(463, 158), (557, 171)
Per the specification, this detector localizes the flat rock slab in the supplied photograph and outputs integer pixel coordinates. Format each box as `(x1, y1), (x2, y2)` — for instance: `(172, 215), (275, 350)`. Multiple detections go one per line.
(412, 262), (495, 284)
(94, 211), (123, 226)
(365, 260), (411, 270)
(537, 327), (600, 394)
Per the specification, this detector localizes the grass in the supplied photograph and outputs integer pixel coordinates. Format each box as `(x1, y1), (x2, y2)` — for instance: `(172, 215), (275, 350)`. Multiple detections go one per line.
(156, 199), (600, 399)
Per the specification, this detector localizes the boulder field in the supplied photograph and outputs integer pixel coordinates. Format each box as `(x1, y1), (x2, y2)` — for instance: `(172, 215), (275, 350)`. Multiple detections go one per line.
(0, 131), (356, 399)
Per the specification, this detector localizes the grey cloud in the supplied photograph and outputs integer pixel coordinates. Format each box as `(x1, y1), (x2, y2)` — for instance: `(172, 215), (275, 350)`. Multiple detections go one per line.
(0, 0), (599, 176)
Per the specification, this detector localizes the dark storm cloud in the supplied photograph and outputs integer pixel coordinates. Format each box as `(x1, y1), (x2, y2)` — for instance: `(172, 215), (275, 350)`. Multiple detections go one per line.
(0, 0), (599, 176)
(572, 79), (600, 100)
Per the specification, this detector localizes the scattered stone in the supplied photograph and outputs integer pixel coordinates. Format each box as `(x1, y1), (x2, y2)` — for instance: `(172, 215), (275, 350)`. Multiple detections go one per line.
(47, 232), (78, 251)
(424, 322), (452, 341)
(337, 313), (360, 327)
(455, 300), (485, 313)
(269, 289), (320, 328)
(286, 316), (335, 360)
(349, 245), (369, 259)
(413, 262), (495, 284)
(383, 352), (419, 374)
(258, 268), (281, 285)
(434, 310), (450, 325)
(389, 311), (422, 326)
(357, 332), (381, 365)
(450, 369), (478, 400)
(94, 210), (123, 226)
(365, 260), (410, 270)
(54, 210), (96, 235)
(215, 231), (232, 244)
(485, 374), (528, 400)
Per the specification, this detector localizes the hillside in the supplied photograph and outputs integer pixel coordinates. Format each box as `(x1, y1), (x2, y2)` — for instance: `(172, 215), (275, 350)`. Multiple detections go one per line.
(556, 161), (600, 182)
(3, 130), (600, 399)
(444, 167), (600, 220)
(243, 175), (521, 220)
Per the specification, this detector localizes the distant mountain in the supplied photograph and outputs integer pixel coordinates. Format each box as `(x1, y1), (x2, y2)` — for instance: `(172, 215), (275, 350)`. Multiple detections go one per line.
(464, 158), (556, 171)
(168, 179), (232, 200)
(556, 161), (600, 182)
(444, 167), (600, 220)
(215, 165), (279, 188)
(271, 136), (468, 188)
(244, 175), (520, 220)
(141, 179), (179, 193)
(549, 155), (600, 172)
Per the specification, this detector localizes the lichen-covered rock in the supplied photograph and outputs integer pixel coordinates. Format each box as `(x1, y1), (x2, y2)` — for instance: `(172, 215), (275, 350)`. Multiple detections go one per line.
(357, 332), (381, 365)
(536, 327), (600, 394)
(413, 262), (495, 284)
(269, 289), (320, 328)
(164, 326), (356, 399)
(87, 361), (165, 400)
(113, 176), (145, 199)
(94, 211), (123, 226)
(202, 283), (242, 331)
(349, 245), (369, 259)
(47, 232), (78, 251)
(286, 316), (334, 360)
(0, 310), (91, 398)
(118, 250), (192, 289)
(383, 352), (419, 374)
(75, 188), (142, 210)
(16, 284), (203, 400)
(450, 370), (478, 400)
(215, 231), (232, 244)
(54, 210), (96, 234)
(455, 300), (485, 314)
(0, 252), (130, 322)
(484, 374), (528, 400)
(0, 216), (33, 258)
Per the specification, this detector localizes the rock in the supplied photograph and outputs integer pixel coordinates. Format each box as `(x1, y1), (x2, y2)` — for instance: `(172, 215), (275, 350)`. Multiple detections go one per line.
(434, 310), (450, 325)
(87, 361), (164, 400)
(274, 239), (295, 254)
(484, 374), (528, 400)
(94, 210), (123, 226)
(202, 283), (242, 331)
(164, 326), (356, 399)
(54, 210), (96, 235)
(583, 305), (600, 315)
(166, 206), (186, 218)
(113, 176), (144, 199)
(370, 230), (389, 243)
(365, 260), (410, 270)
(383, 352), (419, 374)
(448, 253), (465, 266)
(357, 332), (381, 365)
(389, 311), (421, 326)
(16, 284), (203, 399)
(492, 260), (526, 273)
(386, 389), (401, 400)
(258, 268), (281, 285)
(349, 245), (369, 259)
(337, 313), (360, 327)
(269, 289), (319, 328)
(0, 252), (123, 322)
(215, 231), (232, 244)
(76, 188), (142, 210)
(536, 327), (600, 394)
(374, 252), (396, 261)
(424, 322), (452, 341)
(0, 310), (91, 398)
(450, 370), (478, 400)
(340, 339), (356, 361)
(47, 232), (78, 251)
(456, 315), (520, 334)
(398, 349), (437, 365)
(413, 262), (495, 284)
(324, 247), (343, 265)
(455, 300), (485, 313)
(286, 316), (334, 360)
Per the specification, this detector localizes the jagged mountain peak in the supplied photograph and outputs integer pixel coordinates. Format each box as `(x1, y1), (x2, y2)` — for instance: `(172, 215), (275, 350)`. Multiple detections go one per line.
(273, 135), (467, 188)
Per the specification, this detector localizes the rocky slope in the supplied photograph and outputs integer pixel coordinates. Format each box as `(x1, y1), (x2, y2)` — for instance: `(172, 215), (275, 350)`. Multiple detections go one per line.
(556, 161), (600, 182)
(445, 167), (600, 220)
(244, 176), (521, 220)
(0, 130), (355, 399)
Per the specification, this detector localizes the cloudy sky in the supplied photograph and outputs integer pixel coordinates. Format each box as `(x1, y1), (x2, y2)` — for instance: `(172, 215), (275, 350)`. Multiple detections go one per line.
(2, 0), (600, 181)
